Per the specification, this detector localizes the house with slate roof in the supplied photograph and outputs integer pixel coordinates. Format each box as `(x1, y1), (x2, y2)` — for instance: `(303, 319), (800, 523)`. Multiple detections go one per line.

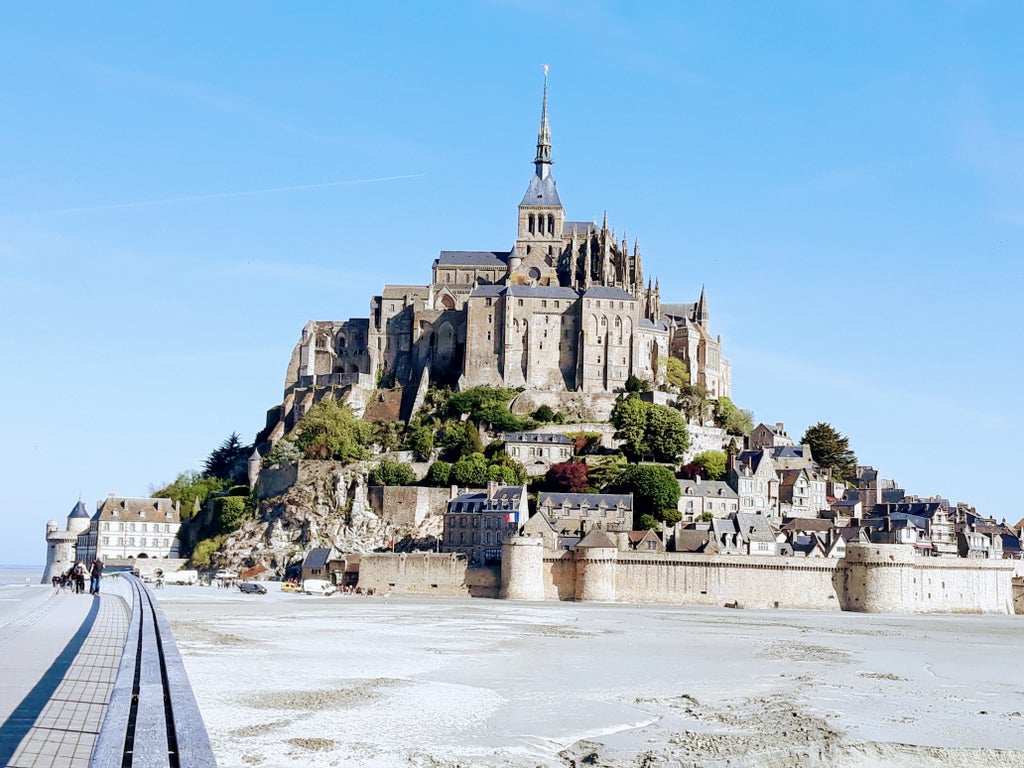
(749, 422), (794, 450)
(869, 500), (957, 556)
(777, 467), (830, 518)
(535, 491), (633, 535)
(75, 495), (182, 564)
(442, 484), (529, 565)
(729, 450), (780, 517)
(264, 71), (731, 437)
(503, 431), (573, 476)
(677, 478), (738, 521)
(302, 547), (333, 581)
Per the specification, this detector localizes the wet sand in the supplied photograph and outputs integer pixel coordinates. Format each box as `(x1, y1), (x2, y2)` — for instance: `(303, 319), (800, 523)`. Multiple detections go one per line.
(157, 586), (1024, 767)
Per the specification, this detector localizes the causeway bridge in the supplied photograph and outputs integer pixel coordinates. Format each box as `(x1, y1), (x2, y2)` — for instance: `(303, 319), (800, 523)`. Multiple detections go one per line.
(0, 575), (215, 768)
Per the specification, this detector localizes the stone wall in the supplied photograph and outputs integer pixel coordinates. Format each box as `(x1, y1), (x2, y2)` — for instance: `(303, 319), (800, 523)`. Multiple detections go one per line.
(612, 554), (841, 610)
(839, 544), (1014, 614)
(257, 463), (299, 500)
(509, 391), (619, 423)
(366, 485), (451, 527)
(1013, 577), (1023, 615)
(357, 552), (471, 596)
(683, 425), (729, 464)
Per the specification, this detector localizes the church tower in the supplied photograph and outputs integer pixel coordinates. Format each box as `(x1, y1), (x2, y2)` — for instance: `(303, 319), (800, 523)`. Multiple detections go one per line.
(509, 67), (564, 285)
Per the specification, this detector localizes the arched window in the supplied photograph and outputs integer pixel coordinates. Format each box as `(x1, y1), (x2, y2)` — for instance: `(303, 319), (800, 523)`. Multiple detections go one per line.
(528, 214), (535, 234)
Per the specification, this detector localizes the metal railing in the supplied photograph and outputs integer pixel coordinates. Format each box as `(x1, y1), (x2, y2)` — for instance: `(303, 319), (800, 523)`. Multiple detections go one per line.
(90, 574), (216, 768)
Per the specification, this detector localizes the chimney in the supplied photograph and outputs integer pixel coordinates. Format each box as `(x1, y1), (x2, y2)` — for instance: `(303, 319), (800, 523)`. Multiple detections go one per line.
(450, 485), (459, 500)
(487, 480), (499, 498)
(695, 475), (702, 485)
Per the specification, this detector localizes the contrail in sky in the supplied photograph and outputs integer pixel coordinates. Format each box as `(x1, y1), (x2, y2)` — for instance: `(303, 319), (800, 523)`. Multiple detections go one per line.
(2, 174), (425, 218)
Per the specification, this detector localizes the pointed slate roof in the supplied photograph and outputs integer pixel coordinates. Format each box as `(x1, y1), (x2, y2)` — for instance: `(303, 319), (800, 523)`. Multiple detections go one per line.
(68, 500), (90, 519)
(576, 530), (618, 549)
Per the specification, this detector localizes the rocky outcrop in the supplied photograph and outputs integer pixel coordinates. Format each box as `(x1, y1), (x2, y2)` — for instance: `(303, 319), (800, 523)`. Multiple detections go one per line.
(210, 460), (443, 575)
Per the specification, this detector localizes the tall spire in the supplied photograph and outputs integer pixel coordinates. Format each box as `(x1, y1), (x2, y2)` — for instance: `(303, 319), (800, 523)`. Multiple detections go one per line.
(534, 64), (552, 177)
(696, 284), (709, 327)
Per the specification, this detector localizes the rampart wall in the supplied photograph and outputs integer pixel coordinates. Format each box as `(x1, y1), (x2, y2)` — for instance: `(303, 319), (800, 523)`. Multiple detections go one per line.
(612, 553), (840, 609)
(356, 545), (1019, 614)
(357, 552), (473, 596)
(839, 544), (1015, 614)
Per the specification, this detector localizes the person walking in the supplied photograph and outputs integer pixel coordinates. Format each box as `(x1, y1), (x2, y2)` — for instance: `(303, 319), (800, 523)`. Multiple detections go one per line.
(73, 562), (86, 594)
(90, 556), (104, 594)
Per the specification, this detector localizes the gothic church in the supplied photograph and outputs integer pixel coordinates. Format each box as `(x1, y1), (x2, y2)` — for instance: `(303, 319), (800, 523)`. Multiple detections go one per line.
(267, 74), (729, 437)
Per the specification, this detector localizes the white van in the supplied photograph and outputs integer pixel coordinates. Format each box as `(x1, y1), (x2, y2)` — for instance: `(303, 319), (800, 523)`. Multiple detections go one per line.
(302, 579), (337, 596)
(163, 570), (199, 585)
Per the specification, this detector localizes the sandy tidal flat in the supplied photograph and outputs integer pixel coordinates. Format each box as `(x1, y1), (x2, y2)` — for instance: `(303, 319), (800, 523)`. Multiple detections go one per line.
(157, 586), (1024, 768)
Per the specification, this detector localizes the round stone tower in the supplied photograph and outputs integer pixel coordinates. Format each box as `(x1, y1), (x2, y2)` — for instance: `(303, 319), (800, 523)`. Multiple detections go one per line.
(66, 500), (92, 537)
(41, 500), (91, 584)
(247, 447), (262, 490)
(839, 542), (917, 613)
(500, 537), (545, 600)
(574, 531), (619, 602)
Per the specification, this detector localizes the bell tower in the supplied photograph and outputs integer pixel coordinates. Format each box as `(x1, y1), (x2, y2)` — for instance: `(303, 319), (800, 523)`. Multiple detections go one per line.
(510, 65), (564, 285)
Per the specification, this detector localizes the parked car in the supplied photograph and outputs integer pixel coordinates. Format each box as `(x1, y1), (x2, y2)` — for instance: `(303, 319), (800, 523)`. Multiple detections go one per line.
(302, 579), (337, 596)
(280, 581), (301, 593)
(214, 569), (239, 580)
(238, 582), (267, 595)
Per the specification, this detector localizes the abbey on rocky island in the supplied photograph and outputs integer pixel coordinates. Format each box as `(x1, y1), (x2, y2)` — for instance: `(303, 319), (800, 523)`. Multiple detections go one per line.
(267, 73), (730, 438)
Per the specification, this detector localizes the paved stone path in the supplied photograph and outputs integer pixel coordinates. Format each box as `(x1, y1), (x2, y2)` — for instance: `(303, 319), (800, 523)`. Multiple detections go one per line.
(0, 588), (129, 768)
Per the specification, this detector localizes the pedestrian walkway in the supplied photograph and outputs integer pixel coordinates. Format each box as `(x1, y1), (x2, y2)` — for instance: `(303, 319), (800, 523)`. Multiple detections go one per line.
(0, 589), (129, 768)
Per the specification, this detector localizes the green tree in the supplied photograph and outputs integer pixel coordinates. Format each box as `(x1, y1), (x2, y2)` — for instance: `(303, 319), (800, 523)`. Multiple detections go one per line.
(369, 458), (416, 486)
(265, 438), (301, 466)
(423, 460), (452, 486)
(151, 471), (229, 520)
(450, 453), (490, 486)
(645, 404), (690, 463)
(714, 396), (754, 436)
(369, 420), (404, 452)
(532, 404), (556, 422)
(611, 395), (688, 462)
(611, 394), (650, 460)
(800, 422), (858, 483)
(665, 357), (689, 391)
(204, 432), (252, 482)
(446, 386), (535, 431)
(293, 399), (370, 462)
(486, 451), (527, 484)
(612, 464), (680, 527)
(624, 374), (651, 393)
(213, 495), (250, 532)
(190, 535), (226, 568)
(585, 454), (628, 490)
(405, 426), (435, 461)
(691, 450), (728, 481)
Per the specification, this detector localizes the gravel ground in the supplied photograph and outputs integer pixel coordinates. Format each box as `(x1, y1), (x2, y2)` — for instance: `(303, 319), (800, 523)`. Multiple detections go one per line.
(157, 585), (1024, 768)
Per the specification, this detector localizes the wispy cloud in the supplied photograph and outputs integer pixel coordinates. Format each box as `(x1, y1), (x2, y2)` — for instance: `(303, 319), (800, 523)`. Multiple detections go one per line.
(0, 174), (425, 219)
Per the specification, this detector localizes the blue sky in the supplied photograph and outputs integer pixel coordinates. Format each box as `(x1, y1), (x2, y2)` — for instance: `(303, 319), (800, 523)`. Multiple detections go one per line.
(2, 2), (1021, 566)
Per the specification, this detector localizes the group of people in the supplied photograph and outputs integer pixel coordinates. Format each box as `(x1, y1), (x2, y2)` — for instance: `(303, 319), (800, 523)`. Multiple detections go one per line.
(51, 557), (104, 594)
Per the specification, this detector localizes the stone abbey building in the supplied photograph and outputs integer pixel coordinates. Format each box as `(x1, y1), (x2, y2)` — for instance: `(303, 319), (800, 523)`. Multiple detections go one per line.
(267, 74), (730, 437)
